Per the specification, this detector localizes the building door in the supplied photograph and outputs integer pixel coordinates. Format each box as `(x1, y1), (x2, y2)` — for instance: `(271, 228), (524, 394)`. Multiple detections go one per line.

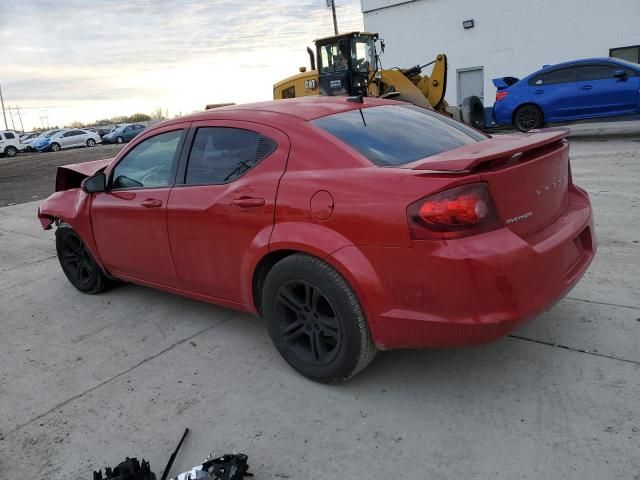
(457, 67), (484, 107)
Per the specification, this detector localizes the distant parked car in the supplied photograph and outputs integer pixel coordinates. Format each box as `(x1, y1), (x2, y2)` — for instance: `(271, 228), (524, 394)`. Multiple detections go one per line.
(35, 129), (102, 152)
(96, 127), (112, 137)
(31, 130), (63, 152)
(101, 124), (146, 144)
(0, 130), (26, 157)
(493, 57), (640, 131)
(19, 132), (39, 152)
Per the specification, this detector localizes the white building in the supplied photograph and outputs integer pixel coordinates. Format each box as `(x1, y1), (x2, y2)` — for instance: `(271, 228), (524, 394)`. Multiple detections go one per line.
(361, 0), (640, 114)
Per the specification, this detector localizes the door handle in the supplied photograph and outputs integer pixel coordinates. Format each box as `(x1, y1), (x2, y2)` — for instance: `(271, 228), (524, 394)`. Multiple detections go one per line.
(581, 85), (593, 90)
(231, 196), (265, 208)
(533, 89), (544, 94)
(141, 199), (163, 208)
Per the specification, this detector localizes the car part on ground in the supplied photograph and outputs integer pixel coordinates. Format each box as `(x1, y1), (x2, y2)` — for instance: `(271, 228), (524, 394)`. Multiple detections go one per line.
(93, 458), (156, 480)
(37, 97), (596, 381)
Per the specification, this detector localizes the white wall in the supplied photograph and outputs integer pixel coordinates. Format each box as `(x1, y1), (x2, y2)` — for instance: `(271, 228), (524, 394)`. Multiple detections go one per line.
(362, 0), (640, 108)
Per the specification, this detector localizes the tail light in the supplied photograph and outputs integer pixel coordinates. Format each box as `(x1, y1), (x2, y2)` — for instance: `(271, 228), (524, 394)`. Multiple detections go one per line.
(496, 90), (508, 101)
(407, 183), (502, 240)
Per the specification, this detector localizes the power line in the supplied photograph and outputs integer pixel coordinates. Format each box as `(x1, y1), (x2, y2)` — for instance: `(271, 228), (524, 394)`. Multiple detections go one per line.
(0, 83), (7, 130)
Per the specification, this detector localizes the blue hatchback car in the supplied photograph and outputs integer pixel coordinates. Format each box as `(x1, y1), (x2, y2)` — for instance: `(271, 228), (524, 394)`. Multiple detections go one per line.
(493, 58), (640, 131)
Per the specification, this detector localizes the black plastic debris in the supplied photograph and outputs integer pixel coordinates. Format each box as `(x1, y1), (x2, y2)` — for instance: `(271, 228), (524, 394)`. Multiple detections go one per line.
(93, 457), (156, 480)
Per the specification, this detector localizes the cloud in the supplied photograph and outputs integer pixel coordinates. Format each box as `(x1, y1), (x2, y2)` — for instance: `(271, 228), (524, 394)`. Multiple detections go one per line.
(2, 1), (363, 129)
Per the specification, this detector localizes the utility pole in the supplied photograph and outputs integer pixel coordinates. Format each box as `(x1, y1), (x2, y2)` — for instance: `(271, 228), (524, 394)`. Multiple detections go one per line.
(14, 106), (24, 132)
(0, 83), (7, 130)
(327, 0), (338, 35)
(8, 104), (15, 131)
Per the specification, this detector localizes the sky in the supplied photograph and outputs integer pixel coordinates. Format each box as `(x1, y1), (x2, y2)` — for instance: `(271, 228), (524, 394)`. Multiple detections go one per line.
(1, 0), (363, 131)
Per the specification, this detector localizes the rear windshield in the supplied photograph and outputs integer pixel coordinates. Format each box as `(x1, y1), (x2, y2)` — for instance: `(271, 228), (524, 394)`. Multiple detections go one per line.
(312, 105), (486, 166)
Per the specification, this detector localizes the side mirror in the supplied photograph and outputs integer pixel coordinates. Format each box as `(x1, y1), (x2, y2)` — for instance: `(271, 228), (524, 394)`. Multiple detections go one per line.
(82, 172), (106, 193)
(613, 69), (627, 79)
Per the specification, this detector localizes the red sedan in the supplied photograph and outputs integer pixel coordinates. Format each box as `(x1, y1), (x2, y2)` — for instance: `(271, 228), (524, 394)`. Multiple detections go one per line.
(38, 97), (596, 382)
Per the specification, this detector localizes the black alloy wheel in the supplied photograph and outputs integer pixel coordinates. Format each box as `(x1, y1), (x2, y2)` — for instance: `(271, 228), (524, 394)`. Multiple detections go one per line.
(262, 253), (376, 382)
(56, 225), (108, 294)
(274, 279), (342, 365)
(514, 104), (543, 132)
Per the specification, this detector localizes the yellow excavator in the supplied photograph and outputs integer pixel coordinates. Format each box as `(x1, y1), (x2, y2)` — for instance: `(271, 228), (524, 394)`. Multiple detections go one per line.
(273, 32), (449, 113)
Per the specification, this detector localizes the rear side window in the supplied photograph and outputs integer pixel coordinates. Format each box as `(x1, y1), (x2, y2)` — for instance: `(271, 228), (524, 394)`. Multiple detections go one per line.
(529, 68), (576, 86)
(311, 105), (485, 167)
(111, 130), (182, 189)
(4, 132), (15, 139)
(185, 127), (277, 185)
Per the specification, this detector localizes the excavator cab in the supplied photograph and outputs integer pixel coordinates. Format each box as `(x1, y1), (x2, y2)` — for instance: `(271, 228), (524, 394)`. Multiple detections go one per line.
(315, 32), (378, 97)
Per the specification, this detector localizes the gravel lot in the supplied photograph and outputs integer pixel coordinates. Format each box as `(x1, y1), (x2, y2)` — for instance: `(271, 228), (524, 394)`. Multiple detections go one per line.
(0, 145), (125, 207)
(0, 131), (639, 479)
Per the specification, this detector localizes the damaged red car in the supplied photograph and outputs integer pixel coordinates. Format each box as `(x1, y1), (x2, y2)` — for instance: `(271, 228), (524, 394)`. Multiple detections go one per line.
(38, 97), (596, 382)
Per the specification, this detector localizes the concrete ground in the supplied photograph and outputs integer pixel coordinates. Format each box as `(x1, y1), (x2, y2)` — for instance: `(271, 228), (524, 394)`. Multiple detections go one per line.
(1, 134), (639, 479)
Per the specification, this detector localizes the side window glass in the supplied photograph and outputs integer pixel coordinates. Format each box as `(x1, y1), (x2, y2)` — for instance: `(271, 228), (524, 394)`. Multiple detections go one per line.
(185, 127), (277, 185)
(111, 130), (182, 189)
(577, 65), (620, 81)
(529, 68), (576, 86)
(5, 132), (15, 139)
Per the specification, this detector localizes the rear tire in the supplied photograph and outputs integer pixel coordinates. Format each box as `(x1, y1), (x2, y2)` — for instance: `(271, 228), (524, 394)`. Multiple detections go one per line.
(86, 138), (96, 147)
(514, 104), (544, 132)
(116, 136), (124, 144)
(50, 142), (61, 152)
(262, 253), (376, 383)
(4, 146), (18, 157)
(56, 224), (109, 294)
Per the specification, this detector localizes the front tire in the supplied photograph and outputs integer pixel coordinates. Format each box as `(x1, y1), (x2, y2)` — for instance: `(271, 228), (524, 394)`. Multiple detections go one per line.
(56, 225), (108, 294)
(116, 136), (124, 144)
(50, 142), (61, 152)
(262, 254), (376, 383)
(514, 104), (544, 132)
(86, 138), (96, 147)
(4, 146), (18, 157)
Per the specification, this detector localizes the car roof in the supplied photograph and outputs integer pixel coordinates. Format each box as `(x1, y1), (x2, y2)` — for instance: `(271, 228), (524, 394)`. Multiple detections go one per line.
(155, 96), (401, 130)
(538, 57), (639, 73)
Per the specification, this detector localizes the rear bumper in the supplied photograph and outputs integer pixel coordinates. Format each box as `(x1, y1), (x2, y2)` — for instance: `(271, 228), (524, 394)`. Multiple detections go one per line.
(335, 185), (595, 349)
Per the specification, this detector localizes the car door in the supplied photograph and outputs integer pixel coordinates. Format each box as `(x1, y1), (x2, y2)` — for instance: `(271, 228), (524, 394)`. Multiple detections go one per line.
(528, 67), (579, 121)
(576, 63), (639, 116)
(57, 131), (73, 148)
(69, 130), (85, 147)
(123, 125), (137, 141)
(167, 121), (289, 303)
(90, 124), (188, 287)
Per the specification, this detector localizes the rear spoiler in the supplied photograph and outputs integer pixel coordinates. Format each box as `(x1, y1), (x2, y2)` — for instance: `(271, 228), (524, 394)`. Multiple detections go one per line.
(411, 129), (569, 172)
(492, 77), (520, 90)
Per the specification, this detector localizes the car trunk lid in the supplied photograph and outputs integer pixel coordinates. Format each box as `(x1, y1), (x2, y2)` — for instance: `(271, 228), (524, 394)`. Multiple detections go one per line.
(411, 129), (570, 238)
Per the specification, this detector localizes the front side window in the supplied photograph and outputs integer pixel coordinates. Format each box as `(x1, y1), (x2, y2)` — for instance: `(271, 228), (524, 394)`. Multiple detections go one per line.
(529, 68), (576, 86)
(184, 127), (277, 185)
(4, 132), (15, 139)
(577, 64), (636, 81)
(312, 105), (485, 167)
(111, 130), (182, 189)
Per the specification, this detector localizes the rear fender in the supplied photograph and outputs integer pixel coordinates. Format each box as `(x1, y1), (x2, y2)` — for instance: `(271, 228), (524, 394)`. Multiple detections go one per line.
(267, 222), (391, 346)
(38, 189), (103, 269)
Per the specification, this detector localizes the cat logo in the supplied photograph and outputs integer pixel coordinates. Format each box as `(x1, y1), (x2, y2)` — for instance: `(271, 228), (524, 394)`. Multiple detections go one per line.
(304, 79), (318, 90)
